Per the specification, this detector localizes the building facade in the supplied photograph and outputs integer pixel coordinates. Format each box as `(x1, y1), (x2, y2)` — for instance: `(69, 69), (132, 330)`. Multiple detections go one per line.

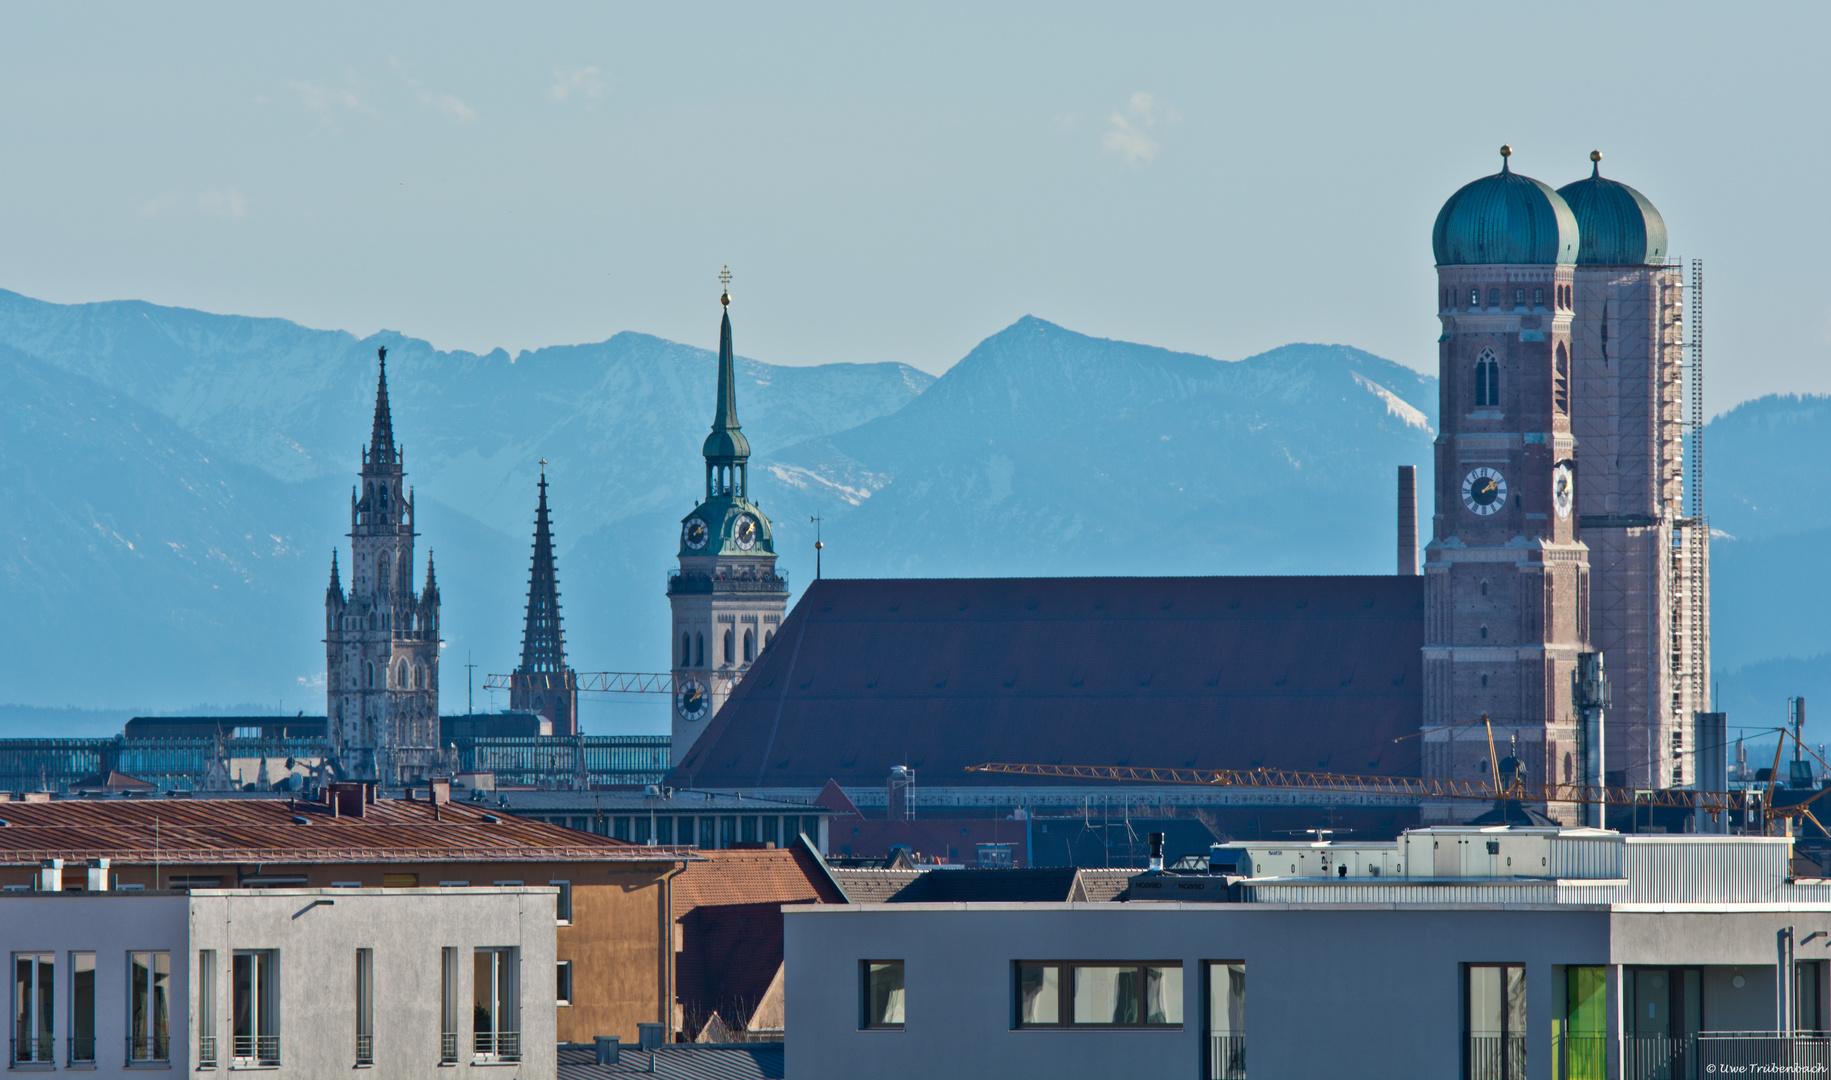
(1424, 148), (1591, 821)
(668, 287), (789, 764)
(509, 465), (580, 736)
(0, 886), (555, 1077)
(325, 348), (443, 782)
(1557, 153), (1705, 791)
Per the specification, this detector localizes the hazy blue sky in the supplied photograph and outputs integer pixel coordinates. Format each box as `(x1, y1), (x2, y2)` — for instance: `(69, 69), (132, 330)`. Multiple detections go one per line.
(2, 3), (1825, 413)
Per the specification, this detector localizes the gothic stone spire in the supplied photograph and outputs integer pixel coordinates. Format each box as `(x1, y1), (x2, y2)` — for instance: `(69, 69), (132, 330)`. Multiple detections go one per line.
(367, 346), (398, 471)
(702, 283), (751, 466)
(516, 467), (566, 675)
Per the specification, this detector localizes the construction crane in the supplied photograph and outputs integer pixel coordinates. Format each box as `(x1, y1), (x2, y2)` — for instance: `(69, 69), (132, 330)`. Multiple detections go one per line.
(481, 671), (743, 696)
(964, 714), (1824, 829)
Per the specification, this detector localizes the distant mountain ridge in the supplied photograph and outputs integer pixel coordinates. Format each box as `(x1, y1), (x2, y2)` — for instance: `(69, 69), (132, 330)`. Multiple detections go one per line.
(0, 288), (1819, 736)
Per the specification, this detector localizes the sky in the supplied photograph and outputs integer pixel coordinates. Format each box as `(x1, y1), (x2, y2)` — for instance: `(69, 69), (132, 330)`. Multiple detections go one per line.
(2, 3), (1828, 414)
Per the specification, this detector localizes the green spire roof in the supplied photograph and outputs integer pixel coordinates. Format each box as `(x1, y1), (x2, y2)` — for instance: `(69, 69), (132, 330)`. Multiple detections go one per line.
(702, 294), (751, 463)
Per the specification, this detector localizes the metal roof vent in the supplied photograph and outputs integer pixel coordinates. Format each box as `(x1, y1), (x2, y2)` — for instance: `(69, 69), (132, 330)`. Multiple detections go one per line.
(481, 813), (500, 824)
(291, 816), (310, 825)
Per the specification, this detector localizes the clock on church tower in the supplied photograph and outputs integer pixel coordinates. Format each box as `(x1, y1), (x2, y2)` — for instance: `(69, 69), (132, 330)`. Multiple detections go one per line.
(666, 272), (789, 766)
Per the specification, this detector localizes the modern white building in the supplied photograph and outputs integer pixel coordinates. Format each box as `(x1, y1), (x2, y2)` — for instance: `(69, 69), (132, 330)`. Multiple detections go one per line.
(0, 883), (555, 1076)
(786, 826), (1831, 1080)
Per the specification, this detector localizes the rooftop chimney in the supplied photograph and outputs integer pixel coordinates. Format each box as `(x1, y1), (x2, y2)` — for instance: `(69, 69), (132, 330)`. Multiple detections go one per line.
(37, 859), (62, 892)
(1397, 466), (1419, 576)
(86, 858), (110, 892)
(594, 1037), (619, 1065)
(1148, 832), (1165, 873)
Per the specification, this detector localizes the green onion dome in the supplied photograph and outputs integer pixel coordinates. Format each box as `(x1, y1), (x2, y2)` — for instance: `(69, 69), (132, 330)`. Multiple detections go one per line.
(1432, 146), (1580, 267)
(1555, 151), (1668, 266)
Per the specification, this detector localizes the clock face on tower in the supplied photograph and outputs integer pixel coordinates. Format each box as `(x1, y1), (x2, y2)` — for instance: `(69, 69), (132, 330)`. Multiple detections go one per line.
(675, 677), (709, 722)
(1462, 467), (1507, 516)
(1553, 463), (1575, 520)
(682, 517), (709, 550)
(733, 515), (759, 550)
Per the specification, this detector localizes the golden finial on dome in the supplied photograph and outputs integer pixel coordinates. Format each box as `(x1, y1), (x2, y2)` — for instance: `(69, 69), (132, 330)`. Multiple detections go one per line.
(1499, 144), (1512, 173)
(719, 265), (732, 307)
(1590, 150), (1602, 163)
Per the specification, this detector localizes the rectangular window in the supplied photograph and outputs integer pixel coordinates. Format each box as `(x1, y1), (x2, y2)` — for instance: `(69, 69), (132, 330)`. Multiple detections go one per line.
(569, 817), (586, 832)
(654, 817), (673, 845)
(861, 961), (905, 1030)
(231, 950), (279, 1066)
(720, 817), (737, 848)
(1800, 961), (1825, 1033)
(439, 881), (470, 888)
(551, 881), (573, 924)
(555, 962), (572, 1007)
(355, 948), (374, 1066)
(381, 873), (418, 889)
(1207, 962), (1245, 1080)
(1563, 967), (1605, 1080)
(472, 949), (520, 1062)
(71, 952), (96, 1065)
(14, 952), (52, 1063)
(634, 817), (651, 844)
(612, 817), (631, 841)
(1465, 964), (1525, 1080)
(440, 948), (459, 1065)
(1014, 963), (1183, 1028)
(676, 817), (695, 847)
(741, 816), (759, 843)
(763, 816), (780, 846)
(128, 951), (170, 1062)
(701, 817), (718, 849)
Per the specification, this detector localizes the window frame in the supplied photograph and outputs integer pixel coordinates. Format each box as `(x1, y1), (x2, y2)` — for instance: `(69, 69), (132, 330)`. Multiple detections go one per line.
(860, 960), (906, 1031)
(1205, 961), (1246, 1080)
(1013, 961), (1185, 1030)
(230, 948), (279, 1067)
(70, 951), (96, 1066)
(14, 951), (54, 1065)
(127, 950), (171, 1063)
(354, 948), (374, 1067)
(471, 947), (520, 1063)
(555, 961), (573, 1008)
(551, 880), (573, 924)
(1463, 962), (1526, 1080)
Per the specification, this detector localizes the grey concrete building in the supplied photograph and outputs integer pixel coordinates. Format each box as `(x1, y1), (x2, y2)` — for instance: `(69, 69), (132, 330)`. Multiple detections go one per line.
(0, 885), (555, 1076)
(786, 827), (1831, 1079)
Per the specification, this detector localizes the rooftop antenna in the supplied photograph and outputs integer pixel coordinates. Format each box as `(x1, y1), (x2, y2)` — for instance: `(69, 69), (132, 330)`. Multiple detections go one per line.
(810, 515), (824, 579)
(465, 651), (476, 716)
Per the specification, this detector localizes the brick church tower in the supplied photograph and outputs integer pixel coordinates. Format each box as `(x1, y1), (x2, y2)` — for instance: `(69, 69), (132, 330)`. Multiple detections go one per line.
(1423, 148), (1589, 822)
(667, 278), (789, 765)
(1557, 153), (1703, 790)
(324, 348), (443, 782)
(509, 463), (580, 735)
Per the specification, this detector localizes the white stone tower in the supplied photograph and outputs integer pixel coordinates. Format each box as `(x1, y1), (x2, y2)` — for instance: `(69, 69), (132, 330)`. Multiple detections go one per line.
(1423, 147), (1591, 823)
(325, 347), (443, 782)
(668, 278), (788, 765)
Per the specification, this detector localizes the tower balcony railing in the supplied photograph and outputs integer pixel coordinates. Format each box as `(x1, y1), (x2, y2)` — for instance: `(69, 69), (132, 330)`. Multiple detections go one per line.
(667, 567), (790, 596)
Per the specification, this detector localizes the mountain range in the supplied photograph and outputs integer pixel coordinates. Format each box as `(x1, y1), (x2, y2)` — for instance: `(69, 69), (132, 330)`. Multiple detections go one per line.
(0, 288), (1821, 738)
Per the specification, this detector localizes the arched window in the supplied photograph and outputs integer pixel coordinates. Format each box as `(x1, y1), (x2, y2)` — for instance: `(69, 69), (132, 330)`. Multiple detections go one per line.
(694, 633), (704, 667)
(366, 662), (375, 689)
(1474, 349), (1500, 408)
(743, 629), (755, 663)
(1480, 580), (1488, 596)
(765, 630), (775, 649)
(1533, 287), (1545, 307)
(1468, 288), (1479, 308)
(1554, 343), (1570, 414)
(723, 629), (734, 664)
(1487, 288), (1499, 308)
(681, 632), (692, 668)
(377, 553), (390, 597)
(1513, 288), (1525, 306)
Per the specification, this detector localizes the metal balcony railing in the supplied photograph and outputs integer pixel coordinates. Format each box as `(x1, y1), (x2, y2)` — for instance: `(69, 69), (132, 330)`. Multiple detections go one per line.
(1465, 1034), (1528, 1080)
(667, 568), (789, 596)
(473, 1031), (521, 1062)
(195, 1035), (215, 1068)
(68, 1036), (96, 1065)
(10, 1036), (52, 1064)
(355, 1033), (373, 1066)
(440, 1032), (459, 1065)
(231, 1035), (279, 1066)
(1552, 1033), (1605, 1080)
(1208, 1034), (1245, 1079)
(126, 1034), (170, 1062)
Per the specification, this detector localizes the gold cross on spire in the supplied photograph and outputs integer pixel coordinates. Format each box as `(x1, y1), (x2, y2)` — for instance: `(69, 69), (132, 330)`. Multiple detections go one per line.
(719, 265), (732, 307)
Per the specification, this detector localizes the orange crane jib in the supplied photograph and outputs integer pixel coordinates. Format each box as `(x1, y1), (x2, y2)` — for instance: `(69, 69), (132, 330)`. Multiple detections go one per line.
(963, 762), (1744, 815)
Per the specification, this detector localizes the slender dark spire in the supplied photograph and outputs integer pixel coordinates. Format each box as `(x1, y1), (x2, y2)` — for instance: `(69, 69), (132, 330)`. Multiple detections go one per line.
(516, 463), (566, 674)
(368, 346), (397, 468)
(702, 273), (751, 464)
(423, 550), (439, 602)
(327, 550), (342, 598)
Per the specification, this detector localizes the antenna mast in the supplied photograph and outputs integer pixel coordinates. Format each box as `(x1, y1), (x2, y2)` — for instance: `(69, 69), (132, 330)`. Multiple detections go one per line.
(1688, 259), (1709, 756)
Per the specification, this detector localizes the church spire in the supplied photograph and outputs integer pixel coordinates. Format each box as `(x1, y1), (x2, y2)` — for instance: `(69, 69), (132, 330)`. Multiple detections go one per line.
(327, 549), (343, 600)
(516, 462), (566, 675)
(367, 346), (397, 469)
(702, 269), (751, 467)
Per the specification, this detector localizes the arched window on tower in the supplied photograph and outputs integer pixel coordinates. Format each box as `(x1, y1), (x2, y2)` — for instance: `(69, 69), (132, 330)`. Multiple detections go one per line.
(1555, 343), (1570, 414)
(765, 629), (775, 649)
(695, 633), (704, 667)
(1487, 288), (1499, 308)
(397, 660), (408, 688)
(1533, 287), (1545, 307)
(377, 553), (390, 598)
(366, 662), (375, 689)
(743, 629), (755, 663)
(723, 629), (734, 665)
(681, 632), (692, 668)
(1513, 288), (1525, 306)
(1474, 350), (1500, 408)
(1468, 288), (1479, 308)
